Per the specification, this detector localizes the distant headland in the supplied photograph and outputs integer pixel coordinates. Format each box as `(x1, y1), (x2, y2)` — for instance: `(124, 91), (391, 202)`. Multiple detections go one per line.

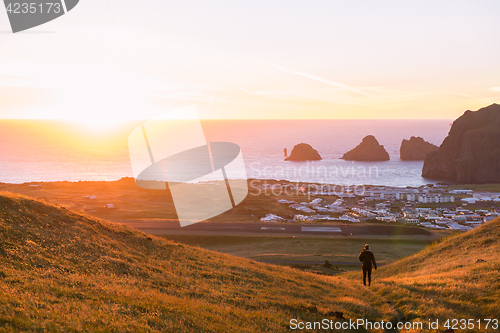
(422, 103), (500, 184)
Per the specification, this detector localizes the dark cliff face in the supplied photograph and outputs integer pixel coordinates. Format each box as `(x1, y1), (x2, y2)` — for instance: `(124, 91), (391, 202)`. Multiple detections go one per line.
(284, 143), (322, 161)
(341, 135), (390, 161)
(422, 104), (500, 184)
(400, 137), (439, 160)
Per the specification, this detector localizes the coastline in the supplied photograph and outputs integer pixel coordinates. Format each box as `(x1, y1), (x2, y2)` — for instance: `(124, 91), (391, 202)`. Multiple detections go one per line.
(1, 177), (498, 226)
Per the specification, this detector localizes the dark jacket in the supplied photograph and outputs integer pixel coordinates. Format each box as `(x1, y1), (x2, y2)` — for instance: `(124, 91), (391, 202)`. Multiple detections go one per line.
(359, 249), (377, 269)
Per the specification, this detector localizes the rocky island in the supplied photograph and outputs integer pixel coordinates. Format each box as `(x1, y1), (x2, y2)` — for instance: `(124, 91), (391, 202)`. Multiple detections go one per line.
(341, 135), (390, 161)
(284, 143), (322, 161)
(400, 136), (439, 160)
(422, 104), (500, 184)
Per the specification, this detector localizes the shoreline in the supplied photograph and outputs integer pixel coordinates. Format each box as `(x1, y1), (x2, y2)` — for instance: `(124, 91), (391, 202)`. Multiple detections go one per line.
(4, 176), (500, 194)
(0, 176), (458, 187)
(1, 177), (498, 225)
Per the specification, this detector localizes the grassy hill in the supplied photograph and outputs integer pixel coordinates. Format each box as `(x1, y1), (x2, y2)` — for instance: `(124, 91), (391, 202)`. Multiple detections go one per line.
(367, 217), (500, 328)
(0, 192), (393, 332)
(1, 191), (498, 332)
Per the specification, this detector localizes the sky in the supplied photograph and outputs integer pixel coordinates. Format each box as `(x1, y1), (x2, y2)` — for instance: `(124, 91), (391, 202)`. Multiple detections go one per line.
(0, 0), (500, 122)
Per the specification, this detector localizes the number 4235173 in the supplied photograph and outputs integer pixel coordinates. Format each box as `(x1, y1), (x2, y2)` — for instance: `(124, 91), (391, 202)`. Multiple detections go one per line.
(443, 319), (498, 330)
(6, 2), (62, 14)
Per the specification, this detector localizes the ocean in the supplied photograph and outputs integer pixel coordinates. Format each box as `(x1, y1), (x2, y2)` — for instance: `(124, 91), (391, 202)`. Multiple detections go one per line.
(0, 119), (451, 187)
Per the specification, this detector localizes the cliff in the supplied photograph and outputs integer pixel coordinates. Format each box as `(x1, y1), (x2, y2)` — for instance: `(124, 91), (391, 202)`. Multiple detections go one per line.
(341, 135), (389, 161)
(400, 136), (439, 160)
(422, 104), (500, 183)
(285, 143), (322, 161)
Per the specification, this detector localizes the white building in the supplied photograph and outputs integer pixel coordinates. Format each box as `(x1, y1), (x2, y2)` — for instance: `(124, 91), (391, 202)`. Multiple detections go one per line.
(403, 211), (419, 219)
(450, 189), (473, 194)
(294, 215), (313, 222)
(448, 223), (472, 231)
(339, 214), (360, 222)
(261, 214), (285, 222)
(484, 213), (499, 222)
(402, 218), (420, 224)
(277, 199), (295, 204)
(396, 192), (420, 201)
(461, 198), (477, 204)
(332, 199), (344, 206)
(311, 215), (331, 221)
(426, 216), (453, 224)
(310, 198), (322, 205)
(376, 216), (396, 222)
(418, 195), (454, 203)
(473, 192), (500, 201)
(326, 206), (347, 213)
(466, 221), (483, 228)
(289, 204), (316, 213)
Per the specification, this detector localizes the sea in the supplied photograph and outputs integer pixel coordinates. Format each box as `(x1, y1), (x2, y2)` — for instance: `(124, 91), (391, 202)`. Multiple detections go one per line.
(0, 119), (452, 187)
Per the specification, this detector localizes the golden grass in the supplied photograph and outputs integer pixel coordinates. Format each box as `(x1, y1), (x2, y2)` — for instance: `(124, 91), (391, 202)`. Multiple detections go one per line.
(1, 190), (498, 332)
(361, 218), (500, 332)
(0, 191), (394, 332)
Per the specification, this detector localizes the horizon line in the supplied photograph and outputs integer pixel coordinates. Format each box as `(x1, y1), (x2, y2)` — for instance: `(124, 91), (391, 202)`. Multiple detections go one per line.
(0, 118), (455, 121)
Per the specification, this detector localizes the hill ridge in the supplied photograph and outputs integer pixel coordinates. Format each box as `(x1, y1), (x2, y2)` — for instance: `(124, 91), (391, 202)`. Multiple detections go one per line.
(1, 191), (499, 332)
(368, 218), (500, 328)
(0, 191), (391, 332)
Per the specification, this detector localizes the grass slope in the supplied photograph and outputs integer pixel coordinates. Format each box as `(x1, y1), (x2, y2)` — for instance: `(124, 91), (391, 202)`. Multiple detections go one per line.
(0, 192), (393, 332)
(1, 191), (498, 332)
(368, 218), (500, 328)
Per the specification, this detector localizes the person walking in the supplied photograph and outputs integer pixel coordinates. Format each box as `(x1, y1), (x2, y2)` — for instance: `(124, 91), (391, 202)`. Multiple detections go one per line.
(359, 244), (377, 286)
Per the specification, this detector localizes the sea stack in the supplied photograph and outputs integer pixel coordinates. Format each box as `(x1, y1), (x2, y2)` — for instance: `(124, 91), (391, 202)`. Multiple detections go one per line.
(400, 136), (439, 160)
(285, 143), (322, 161)
(341, 135), (389, 161)
(422, 104), (500, 184)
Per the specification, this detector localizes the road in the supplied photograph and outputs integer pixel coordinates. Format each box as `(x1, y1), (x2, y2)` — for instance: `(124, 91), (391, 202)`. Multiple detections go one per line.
(112, 220), (432, 237)
(254, 260), (386, 266)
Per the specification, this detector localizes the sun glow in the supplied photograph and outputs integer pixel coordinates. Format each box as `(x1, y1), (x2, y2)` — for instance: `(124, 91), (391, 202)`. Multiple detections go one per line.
(25, 60), (170, 130)
(66, 115), (130, 131)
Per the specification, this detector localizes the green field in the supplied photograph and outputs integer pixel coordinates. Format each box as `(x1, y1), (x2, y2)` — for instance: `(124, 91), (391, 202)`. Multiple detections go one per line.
(447, 183), (500, 192)
(160, 234), (449, 274)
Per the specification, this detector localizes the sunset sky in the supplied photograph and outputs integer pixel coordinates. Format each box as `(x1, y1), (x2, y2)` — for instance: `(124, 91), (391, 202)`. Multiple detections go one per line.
(1, 0), (499, 122)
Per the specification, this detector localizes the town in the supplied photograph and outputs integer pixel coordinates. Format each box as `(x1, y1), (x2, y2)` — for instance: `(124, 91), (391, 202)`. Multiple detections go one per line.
(256, 182), (500, 231)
